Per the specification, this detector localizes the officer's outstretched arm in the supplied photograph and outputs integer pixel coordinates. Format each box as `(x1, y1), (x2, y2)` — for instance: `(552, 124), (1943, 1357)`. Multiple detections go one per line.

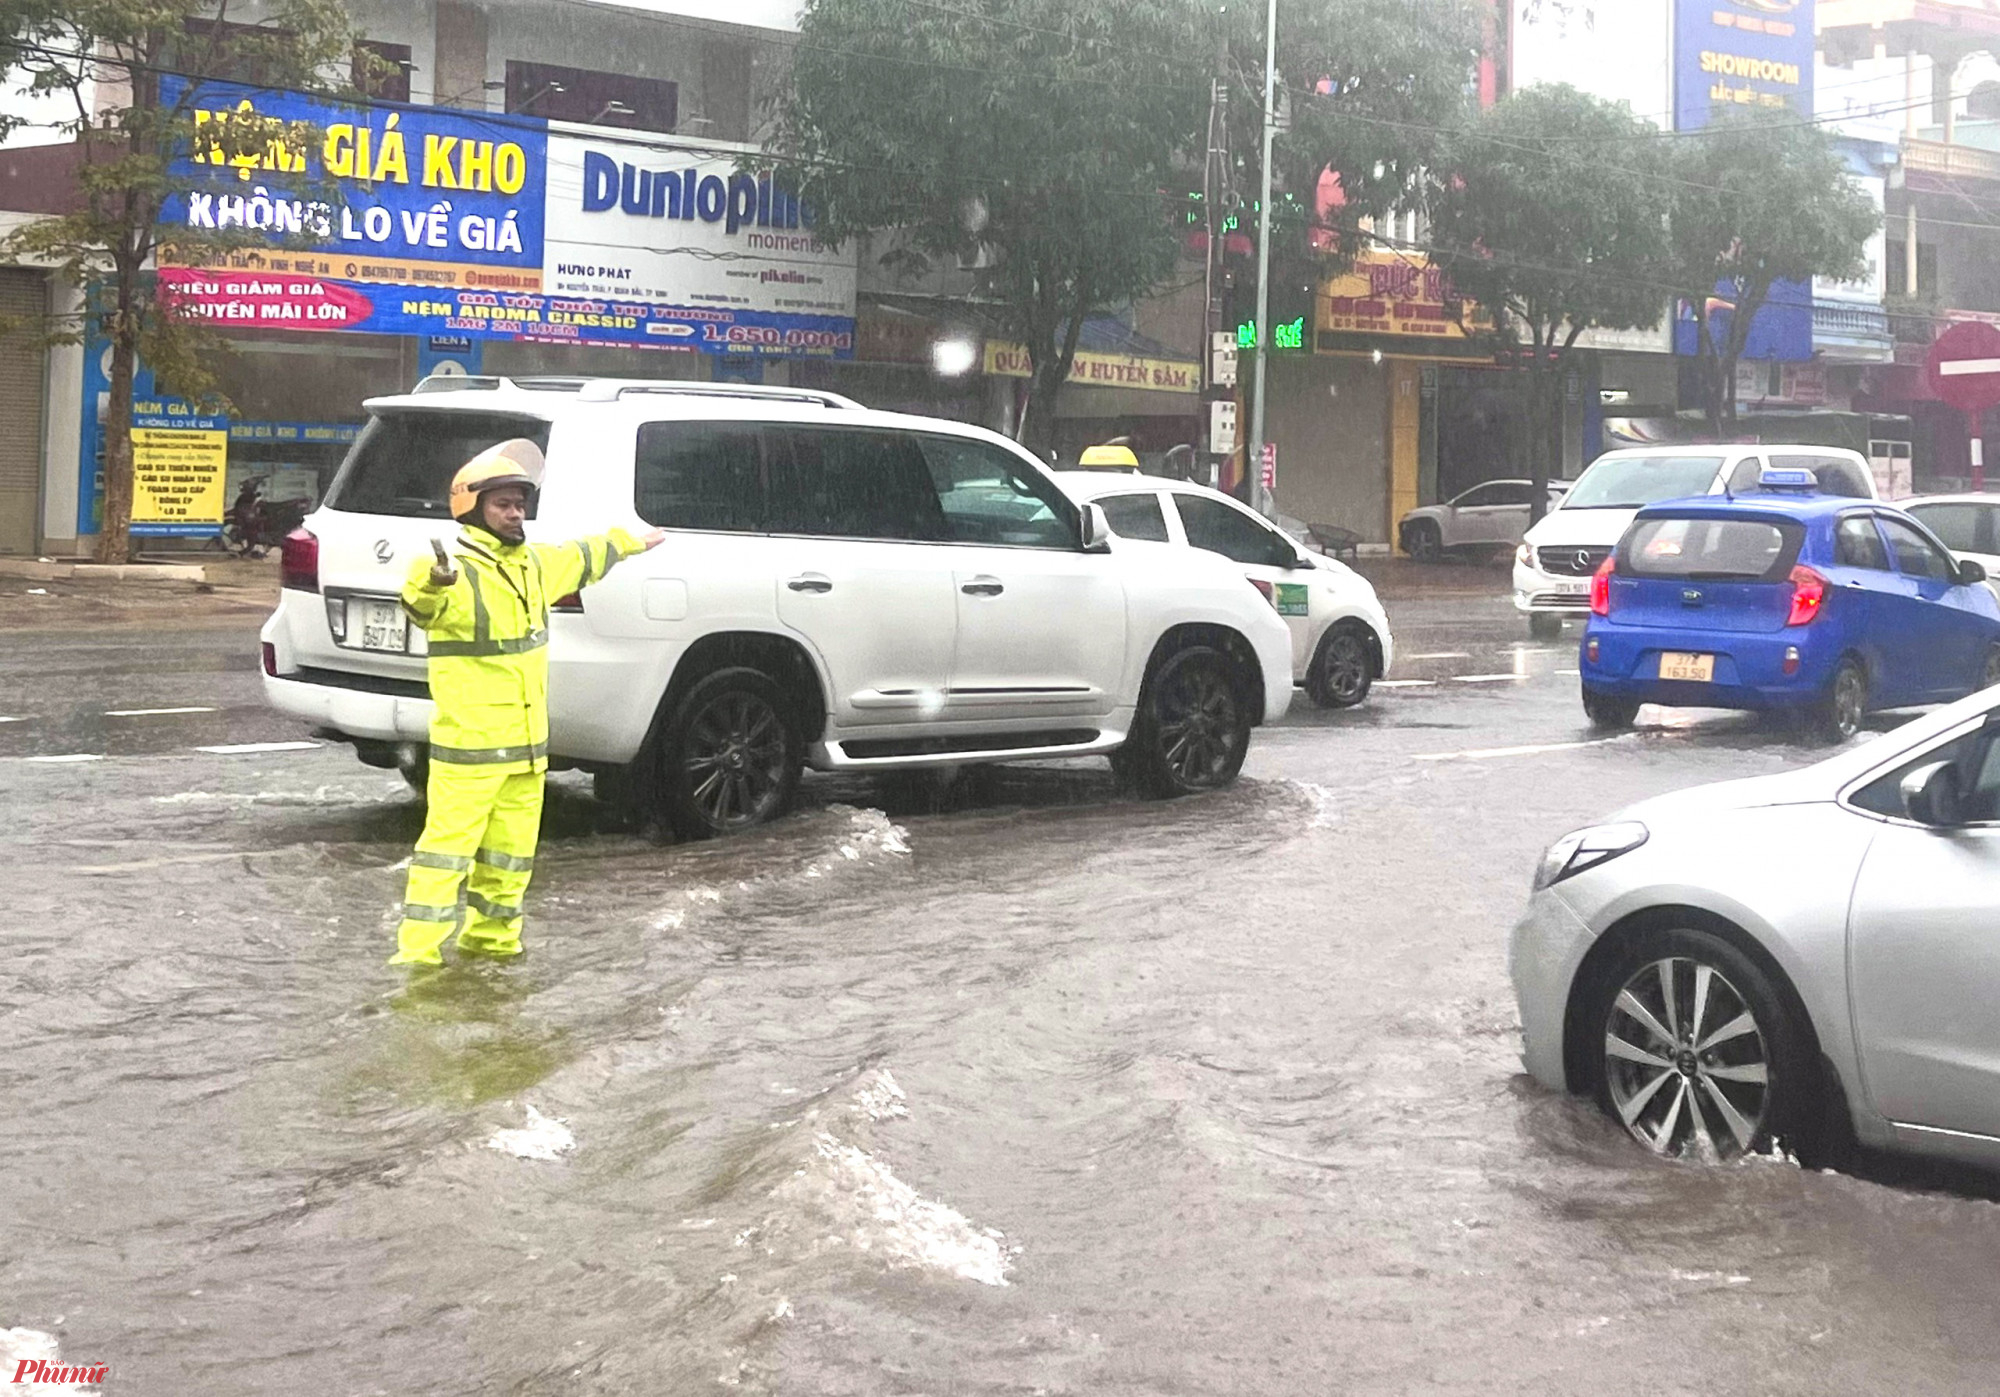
(537, 527), (666, 596)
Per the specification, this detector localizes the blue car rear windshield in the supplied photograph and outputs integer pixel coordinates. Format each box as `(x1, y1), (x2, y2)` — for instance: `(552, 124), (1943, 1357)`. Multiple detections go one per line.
(1563, 455), (1724, 509)
(1621, 517), (1805, 581)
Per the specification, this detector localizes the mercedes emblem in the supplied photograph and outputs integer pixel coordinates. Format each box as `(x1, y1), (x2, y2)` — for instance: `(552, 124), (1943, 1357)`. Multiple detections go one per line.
(1573, 549), (1593, 573)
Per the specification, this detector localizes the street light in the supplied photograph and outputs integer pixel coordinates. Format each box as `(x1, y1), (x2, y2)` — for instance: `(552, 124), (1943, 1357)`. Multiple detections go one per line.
(590, 100), (635, 124)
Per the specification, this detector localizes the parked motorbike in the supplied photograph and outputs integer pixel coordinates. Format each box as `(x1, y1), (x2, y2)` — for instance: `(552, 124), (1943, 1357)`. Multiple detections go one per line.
(215, 478), (309, 558)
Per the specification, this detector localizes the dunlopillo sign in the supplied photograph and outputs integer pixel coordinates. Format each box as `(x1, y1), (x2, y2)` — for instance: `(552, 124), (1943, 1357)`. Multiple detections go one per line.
(544, 137), (857, 326)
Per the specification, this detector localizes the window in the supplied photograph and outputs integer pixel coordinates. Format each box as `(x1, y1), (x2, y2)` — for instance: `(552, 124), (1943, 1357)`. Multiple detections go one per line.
(1453, 483), (1505, 508)
(1907, 503), (1990, 556)
(1621, 517), (1802, 581)
(175, 17), (294, 87)
(918, 435), (1074, 548)
(1096, 493), (1171, 542)
(1835, 516), (1891, 571)
(1881, 516), (1955, 582)
(326, 411), (551, 520)
(634, 423), (763, 532)
(1850, 723), (2000, 822)
(769, 428), (946, 541)
(1484, 482), (1535, 508)
(1565, 455), (1725, 510)
(353, 40), (412, 103)
(1768, 454), (1875, 500)
(505, 60), (677, 133)
(1726, 456), (1767, 495)
(1175, 495), (1298, 568)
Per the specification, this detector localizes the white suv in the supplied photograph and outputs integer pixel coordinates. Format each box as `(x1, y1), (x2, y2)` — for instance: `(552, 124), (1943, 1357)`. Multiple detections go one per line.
(260, 376), (1294, 838)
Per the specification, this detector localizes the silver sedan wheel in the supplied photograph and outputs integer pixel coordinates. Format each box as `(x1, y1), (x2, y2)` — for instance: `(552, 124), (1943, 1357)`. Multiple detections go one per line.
(1604, 955), (1770, 1161)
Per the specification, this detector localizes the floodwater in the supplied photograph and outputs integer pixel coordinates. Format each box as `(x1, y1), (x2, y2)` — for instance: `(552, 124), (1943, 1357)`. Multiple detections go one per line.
(5, 601), (2000, 1394)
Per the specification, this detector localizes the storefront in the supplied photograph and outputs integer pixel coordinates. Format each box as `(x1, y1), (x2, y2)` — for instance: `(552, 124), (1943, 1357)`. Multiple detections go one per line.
(68, 79), (860, 550)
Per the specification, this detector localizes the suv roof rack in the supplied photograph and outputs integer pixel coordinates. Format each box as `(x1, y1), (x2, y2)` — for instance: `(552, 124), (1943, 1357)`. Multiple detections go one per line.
(410, 374), (596, 394)
(405, 374), (864, 410)
(573, 379), (862, 409)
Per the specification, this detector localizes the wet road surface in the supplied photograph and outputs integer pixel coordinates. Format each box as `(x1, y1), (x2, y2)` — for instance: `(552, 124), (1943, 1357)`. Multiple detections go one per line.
(6, 585), (2000, 1394)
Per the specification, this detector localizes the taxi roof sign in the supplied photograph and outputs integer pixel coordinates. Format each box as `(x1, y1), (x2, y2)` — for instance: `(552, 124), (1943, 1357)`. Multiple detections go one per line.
(1077, 444), (1140, 471)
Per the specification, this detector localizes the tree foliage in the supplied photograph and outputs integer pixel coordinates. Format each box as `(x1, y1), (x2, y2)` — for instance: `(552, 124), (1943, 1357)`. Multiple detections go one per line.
(1667, 107), (1876, 432)
(1428, 84), (1670, 518)
(0, 0), (360, 560)
(774, 0), (1208, 453)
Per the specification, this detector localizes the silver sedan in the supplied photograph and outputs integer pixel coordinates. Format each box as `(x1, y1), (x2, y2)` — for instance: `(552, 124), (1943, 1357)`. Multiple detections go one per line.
(1512, 686), (2000, 1168)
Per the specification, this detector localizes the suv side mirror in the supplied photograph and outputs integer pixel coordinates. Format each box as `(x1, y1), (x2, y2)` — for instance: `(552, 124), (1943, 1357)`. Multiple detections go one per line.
(1080, 502), (1113, 553)
(1902, 760), (1964, 827)
(1960, 559), (1988, 586)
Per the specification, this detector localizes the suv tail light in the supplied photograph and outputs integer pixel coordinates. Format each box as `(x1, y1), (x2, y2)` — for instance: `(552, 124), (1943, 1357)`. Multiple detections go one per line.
(1786, 564), (1827, 627)
(1247, 577), (1277, 608)
(1589, 557), (1614, 617)
(280, 528), (319, 593)
(552, 591), (583, 613)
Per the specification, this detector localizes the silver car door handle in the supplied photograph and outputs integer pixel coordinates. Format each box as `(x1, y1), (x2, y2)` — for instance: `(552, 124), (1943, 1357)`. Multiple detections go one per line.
(961, 577), (1005, 597)
(786, 573), (833, 594)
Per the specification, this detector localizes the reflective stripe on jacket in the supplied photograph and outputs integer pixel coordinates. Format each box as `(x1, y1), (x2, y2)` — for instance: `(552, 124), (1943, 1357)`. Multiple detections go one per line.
(403, 523), (645, 773)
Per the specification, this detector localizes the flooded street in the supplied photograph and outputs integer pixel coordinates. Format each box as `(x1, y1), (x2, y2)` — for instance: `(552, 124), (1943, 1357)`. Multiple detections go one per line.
(6, 575), (2000, 1394)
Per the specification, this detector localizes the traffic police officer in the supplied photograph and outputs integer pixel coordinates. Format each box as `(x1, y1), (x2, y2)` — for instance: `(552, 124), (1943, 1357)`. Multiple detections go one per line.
(389, 438), (664, 966)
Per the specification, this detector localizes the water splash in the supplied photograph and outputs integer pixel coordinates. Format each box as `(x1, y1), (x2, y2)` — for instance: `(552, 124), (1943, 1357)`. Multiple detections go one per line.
(486, 1104), (575, 1162)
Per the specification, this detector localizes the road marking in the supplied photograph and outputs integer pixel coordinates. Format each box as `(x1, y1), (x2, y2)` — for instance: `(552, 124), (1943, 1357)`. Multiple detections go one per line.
(1453, 674), (1528, 683)
(25, 753), (104, 764)
(193, 741), (321, 755)
(1376, 679), (1438, 689)
(1414, 736), (1631, 762)
(1556, 668), (1581, 677)
(0, 716), (25, 724)
(105, 706), (219, 717)
(1940, 358), (2000, 376)
(1406, 652), (1471, 660)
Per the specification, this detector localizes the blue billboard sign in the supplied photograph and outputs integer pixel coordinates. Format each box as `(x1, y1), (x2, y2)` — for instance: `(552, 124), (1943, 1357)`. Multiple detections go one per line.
(1674, 0), (1816, 362)
(160, 80), (547, 292)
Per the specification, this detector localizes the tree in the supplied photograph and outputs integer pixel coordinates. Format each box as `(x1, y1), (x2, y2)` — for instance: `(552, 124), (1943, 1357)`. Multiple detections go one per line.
(1427, 84), (1672, 521)
(1667, 108), (1876, 434)
(0, 0), (360, 561)
(773, 0), (1208, 453)
(1217, 0), (1482, 412)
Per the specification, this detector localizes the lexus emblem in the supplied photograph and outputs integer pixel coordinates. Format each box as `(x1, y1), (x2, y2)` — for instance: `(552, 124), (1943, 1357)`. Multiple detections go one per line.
(1573, 550), (1593, 573)
(374, 539), (394, 564)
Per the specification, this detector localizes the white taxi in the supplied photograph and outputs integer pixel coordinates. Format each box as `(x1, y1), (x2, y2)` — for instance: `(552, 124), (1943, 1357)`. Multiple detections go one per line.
(1058, 475), (1394, 708)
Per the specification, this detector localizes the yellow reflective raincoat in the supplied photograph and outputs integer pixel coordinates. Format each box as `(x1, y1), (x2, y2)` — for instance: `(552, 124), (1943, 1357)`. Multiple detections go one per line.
(388, 521), (645, 966)
(401, 522), (644, 772)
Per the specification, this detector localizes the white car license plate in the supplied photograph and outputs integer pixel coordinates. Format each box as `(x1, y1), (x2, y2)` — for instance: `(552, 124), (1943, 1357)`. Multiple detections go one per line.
(1659, 651), (1714, 682)
(1555, 579), (1589, 595)
(351, 598), (410, 653)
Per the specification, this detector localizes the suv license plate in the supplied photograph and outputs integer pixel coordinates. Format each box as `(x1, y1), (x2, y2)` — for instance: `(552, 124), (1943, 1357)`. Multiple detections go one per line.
(352, 598), (410, 653)
(1659, 651), (1714, 682)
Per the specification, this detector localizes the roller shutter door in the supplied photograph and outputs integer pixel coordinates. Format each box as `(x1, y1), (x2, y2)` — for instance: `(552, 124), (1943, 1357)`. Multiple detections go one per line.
(0, 270), (46, 554)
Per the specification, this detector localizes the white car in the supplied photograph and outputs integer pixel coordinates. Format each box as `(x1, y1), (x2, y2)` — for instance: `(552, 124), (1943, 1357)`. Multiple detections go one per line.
(1903, 494), (2000, 587)
(1397, 479), (1568, 562)
(260, 376), (1295, 838)
(1056, 475), (1394, 709)
(1513, 445), (1879, 639)
(1512, 684), (2000, 1169)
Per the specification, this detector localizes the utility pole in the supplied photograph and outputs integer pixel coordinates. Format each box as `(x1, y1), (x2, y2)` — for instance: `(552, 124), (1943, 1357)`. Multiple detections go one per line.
(1201, 73), (1235, 491)
(1247, 0), (1278, 516)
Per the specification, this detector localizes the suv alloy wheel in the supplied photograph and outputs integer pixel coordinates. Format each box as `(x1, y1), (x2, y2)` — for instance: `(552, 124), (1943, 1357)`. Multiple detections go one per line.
(658, 667), (804, 839)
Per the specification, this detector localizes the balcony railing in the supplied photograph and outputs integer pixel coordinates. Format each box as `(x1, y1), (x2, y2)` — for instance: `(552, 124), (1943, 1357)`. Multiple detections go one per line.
(1814, 299), (1890, 340)
(1904, 139), (2000, 181)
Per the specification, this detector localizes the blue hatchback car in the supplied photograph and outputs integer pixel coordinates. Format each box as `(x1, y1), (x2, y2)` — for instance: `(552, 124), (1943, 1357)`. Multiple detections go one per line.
(1579, 473), (2000, 742)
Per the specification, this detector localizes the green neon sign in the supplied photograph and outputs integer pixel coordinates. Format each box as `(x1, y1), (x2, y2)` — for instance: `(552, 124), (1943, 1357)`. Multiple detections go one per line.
(1235, 316), (1306, 351)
